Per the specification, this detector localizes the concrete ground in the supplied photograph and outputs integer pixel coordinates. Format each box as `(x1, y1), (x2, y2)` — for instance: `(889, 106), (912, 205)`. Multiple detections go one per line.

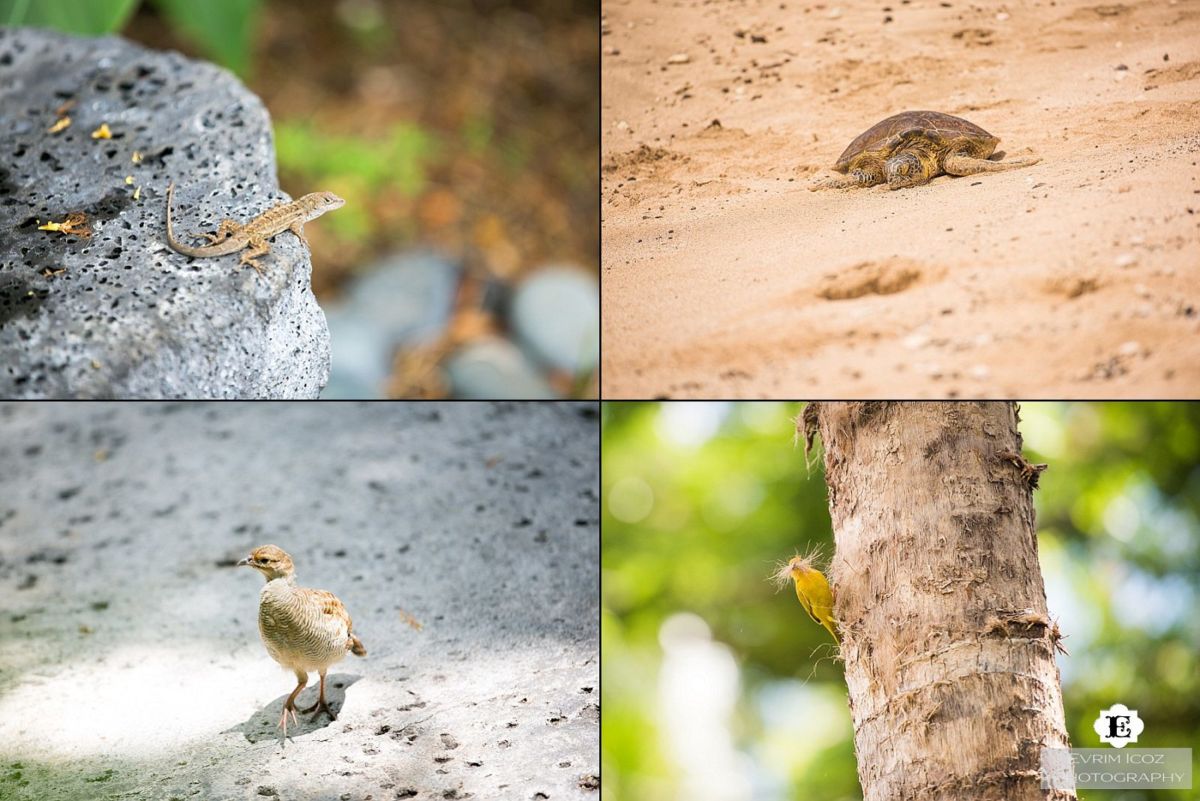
(0, 402), (599, 800)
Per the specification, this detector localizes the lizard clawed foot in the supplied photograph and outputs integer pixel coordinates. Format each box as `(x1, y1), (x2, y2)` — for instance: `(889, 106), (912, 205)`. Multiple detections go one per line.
(191, 230), (228, 244)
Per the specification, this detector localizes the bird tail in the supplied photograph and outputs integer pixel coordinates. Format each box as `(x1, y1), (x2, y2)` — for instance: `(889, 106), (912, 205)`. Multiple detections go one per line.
(350, 634), (367, 657)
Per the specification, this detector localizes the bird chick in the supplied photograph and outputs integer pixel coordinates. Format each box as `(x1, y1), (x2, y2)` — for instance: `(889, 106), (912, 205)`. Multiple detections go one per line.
(237, 544), (366, 736)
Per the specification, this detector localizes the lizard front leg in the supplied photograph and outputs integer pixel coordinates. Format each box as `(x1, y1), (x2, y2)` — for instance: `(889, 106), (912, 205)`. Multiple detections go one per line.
(289, 221), (310, 250)
(239, 236), (271, 275)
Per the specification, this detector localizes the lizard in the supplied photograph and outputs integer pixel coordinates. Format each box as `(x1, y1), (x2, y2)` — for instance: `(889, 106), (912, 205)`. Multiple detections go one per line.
(165, 182), (345, 275)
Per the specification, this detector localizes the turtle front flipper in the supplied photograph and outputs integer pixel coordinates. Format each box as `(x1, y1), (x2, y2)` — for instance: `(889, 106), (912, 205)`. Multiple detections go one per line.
(808, 171), (868, 191)
(809, 158), (885, 191)
(943, 151), (1041, 176)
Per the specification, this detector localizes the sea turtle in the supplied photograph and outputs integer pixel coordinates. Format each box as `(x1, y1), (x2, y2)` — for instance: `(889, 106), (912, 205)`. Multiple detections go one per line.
(809, 110), (1040, 191)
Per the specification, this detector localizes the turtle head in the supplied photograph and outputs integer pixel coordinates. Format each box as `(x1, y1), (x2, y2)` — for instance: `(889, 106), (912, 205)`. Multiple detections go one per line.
(884, 151), (926, 189)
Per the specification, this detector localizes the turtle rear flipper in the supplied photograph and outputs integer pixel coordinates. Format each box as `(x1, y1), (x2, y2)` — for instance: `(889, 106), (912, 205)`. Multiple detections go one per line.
(944, 151), (1041, 176)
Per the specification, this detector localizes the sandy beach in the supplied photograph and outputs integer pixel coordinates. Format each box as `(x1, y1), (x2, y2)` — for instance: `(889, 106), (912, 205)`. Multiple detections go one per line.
(601, 0), (1200, 398)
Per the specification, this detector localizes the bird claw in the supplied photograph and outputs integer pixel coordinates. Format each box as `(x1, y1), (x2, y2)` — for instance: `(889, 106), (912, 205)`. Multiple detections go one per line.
(278, 703), (298, 737)
(299, 697), (335, 721)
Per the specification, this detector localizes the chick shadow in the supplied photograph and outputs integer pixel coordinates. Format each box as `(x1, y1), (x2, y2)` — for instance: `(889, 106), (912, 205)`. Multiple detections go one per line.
(224, 674), (362, 743)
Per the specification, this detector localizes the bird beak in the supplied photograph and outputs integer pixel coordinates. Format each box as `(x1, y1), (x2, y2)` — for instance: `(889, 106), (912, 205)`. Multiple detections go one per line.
(236, 557), (251, 567)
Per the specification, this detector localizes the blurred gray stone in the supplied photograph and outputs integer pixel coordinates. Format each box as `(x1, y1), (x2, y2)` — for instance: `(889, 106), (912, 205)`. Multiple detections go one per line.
(322, 251), (459, 398)
(343, 251), (459, 343)
(511, 266), (599, 374)
(0, 28), (329, 398)
(322, 308), (389, 399)
(446, 337), (557, 399)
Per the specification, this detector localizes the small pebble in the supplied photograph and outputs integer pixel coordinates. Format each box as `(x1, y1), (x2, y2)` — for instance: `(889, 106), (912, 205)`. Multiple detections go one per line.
(1114, 252), (1137, 268)
(903, 332), (929, 350)
(1129, 234), (1145, 245)
(445, 338), (557, 399)
(996, 11), (1009, 20)
(970, 364), (991, 381)
(827, 7), (843, 18)
(1117, 341), (1142, 358)
(667, 53), (690, 64)
(510, 266), (599, 373)
(1134, 283), (1151, 298)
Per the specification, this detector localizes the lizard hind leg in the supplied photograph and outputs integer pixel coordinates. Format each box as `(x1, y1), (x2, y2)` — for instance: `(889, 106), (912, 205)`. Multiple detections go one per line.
(190, 219), (241, 244)
(239, 237), (270, 275)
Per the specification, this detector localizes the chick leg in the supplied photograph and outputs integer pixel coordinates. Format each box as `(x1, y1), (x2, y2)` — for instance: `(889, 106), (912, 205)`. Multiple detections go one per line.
(279, 671), (308, 736)
(299, 669), (335, 720)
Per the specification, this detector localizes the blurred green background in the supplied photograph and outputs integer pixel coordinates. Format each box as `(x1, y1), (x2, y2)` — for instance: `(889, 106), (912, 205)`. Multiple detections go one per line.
(602, 402), (1200, 801)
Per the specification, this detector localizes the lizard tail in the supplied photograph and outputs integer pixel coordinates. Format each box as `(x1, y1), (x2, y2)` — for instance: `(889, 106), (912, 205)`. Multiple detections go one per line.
(164, 181), (209, 257)
(165, 181), (177, 248)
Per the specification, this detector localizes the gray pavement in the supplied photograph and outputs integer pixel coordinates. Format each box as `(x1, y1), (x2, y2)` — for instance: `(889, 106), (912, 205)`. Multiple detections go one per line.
(0, 402), (599, 800)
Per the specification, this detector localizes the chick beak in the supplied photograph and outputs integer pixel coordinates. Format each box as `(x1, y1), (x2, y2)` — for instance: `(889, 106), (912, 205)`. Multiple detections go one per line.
(236, 557), (251, 567)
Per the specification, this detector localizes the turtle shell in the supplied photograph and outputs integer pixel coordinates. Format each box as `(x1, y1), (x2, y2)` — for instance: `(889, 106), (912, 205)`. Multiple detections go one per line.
(833, 110), (998, 172)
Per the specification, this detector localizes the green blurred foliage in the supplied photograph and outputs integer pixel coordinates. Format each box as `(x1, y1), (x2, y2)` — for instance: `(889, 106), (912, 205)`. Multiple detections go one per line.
(1, 0), (139, 34)
(335, 0), (389, 55)
(2, 0), (259, 76)
(602, 402), (1200, 801)
(150, 0), (260, 77)
(275, 121), (435, 196)
(274, 120), (437, 242)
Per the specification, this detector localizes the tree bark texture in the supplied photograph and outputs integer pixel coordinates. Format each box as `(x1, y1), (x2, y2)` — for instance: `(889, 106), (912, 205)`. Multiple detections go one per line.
(803, 402), (1074, 801)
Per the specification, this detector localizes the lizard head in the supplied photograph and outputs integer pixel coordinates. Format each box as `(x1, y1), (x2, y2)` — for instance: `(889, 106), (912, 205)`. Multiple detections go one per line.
(306, 191), (346, 219)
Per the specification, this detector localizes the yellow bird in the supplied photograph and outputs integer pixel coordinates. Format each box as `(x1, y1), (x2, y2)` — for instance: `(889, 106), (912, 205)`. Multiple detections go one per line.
(774, 552), (840, 644)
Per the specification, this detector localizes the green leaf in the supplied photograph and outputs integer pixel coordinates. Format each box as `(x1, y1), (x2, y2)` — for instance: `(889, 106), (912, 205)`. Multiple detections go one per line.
(1, 0), (140, 34)
(149, 0), (261, 77)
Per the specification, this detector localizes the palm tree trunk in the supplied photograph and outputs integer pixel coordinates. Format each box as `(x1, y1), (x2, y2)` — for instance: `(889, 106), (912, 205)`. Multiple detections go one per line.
(801, 401), (1075, 801)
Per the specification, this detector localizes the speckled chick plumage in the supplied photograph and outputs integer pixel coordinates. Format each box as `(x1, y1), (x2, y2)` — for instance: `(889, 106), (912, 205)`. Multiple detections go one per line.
(238, 545), (365, 734)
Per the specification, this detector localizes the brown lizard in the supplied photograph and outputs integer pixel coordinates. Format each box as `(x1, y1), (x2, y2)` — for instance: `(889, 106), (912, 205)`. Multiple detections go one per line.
(165, 182), (344, 274)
